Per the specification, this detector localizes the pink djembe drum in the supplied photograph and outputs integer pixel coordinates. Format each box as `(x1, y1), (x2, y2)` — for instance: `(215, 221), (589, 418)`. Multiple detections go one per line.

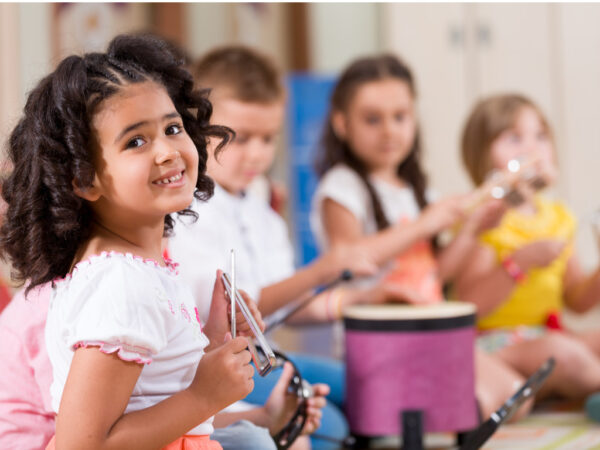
(344, 302), (478, 440)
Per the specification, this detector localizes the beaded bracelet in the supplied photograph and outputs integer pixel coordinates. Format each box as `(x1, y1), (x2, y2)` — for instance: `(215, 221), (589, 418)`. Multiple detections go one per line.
(501, 257), (526, 283)
(325, 288), (344, 321)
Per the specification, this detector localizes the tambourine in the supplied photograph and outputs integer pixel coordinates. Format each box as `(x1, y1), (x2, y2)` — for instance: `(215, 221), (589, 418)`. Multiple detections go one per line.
(252, 346), (312, 449)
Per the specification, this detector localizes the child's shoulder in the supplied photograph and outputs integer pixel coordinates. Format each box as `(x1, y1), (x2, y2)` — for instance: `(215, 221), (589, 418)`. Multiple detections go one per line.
(321, 163), (362, 184)
(54, 251), (178, 292)
(50, 251), (183, 330)
(318, 164), (370, 198)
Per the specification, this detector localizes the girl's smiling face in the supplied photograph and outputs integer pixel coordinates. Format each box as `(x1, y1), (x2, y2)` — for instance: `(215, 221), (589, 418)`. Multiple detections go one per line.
(333, 78), (417, 174)
(86, 81), (198, 223)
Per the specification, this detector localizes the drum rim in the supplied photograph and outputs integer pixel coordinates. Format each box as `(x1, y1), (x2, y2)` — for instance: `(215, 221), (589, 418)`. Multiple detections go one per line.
(343, 301), (476, 320)
(344, 313), (476, 332)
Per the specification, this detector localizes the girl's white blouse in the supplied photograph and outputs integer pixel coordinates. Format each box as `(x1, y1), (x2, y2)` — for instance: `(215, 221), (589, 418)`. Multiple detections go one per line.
(45, 251), (213, 435)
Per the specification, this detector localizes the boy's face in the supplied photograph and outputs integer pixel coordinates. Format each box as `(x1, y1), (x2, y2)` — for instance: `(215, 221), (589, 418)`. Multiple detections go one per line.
(207, 97), (284, 194)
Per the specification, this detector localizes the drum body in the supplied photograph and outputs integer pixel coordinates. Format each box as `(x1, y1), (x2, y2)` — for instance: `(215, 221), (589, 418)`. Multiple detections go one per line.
(344, 302), (478, 437)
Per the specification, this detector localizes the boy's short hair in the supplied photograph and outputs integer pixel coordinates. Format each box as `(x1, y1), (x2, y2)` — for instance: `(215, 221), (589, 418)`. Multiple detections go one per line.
(193, 45), (284, 104)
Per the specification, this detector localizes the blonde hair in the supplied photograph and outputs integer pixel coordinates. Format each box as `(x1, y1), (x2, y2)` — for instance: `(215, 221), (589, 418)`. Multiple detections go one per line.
(461, 93), (553, 186)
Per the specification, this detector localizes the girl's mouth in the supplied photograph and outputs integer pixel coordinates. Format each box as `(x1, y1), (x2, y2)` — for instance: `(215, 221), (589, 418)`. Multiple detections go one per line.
(153, 170), (184, 185)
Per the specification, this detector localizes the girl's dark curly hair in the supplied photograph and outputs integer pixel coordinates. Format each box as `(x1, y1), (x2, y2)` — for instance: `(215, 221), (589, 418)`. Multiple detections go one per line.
(0, 33), (232, 292)
(315, 54), (428, 231)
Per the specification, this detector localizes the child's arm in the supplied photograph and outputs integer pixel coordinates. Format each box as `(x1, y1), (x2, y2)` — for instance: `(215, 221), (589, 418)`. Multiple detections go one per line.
(454, 239), (566, 316)
(55, 336), (253, 450)
(257, 244), (376, 316)
(563, 256), (600, 313)
(320, 196), (465, 267)
(438, 199), (506, 282)
(286, 282), (434, 324)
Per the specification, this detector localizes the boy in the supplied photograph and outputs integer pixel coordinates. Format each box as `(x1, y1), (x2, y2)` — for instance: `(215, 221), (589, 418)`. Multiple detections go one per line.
(169, 45), (409, 449)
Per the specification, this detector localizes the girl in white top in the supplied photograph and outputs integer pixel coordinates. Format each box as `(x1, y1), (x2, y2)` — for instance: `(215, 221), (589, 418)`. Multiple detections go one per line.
(0, 34), (257, 450)
(310, 53), (534, 420)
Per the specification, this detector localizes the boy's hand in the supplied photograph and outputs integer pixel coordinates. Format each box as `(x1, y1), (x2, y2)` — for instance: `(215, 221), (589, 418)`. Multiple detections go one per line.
(264, 362), (299, 435)
(264, 362), (329, 436)
(302, 383), (328, 435)
(189, 334), (254, 414)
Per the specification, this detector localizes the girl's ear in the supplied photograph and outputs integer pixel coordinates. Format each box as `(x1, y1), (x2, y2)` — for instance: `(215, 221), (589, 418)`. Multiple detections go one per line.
(72, 177), (101, 202)
(331, 111), (347, 141)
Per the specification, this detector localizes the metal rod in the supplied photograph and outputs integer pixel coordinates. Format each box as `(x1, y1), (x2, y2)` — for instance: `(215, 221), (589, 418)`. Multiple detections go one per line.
(230, 249), (236, 338)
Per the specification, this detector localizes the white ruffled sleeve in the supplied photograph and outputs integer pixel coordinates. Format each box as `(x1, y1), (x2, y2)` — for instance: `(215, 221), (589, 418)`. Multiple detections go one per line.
(56, 257), (171, 364)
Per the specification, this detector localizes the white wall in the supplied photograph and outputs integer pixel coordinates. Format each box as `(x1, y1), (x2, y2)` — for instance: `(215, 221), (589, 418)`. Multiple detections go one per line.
(0, 4), (22, 142)
(18, 3), (52, 104)
(308, 3), (380, 74)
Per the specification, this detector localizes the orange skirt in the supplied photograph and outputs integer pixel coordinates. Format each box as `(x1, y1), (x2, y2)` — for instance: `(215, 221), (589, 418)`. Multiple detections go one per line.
(46, 434), (223, 450)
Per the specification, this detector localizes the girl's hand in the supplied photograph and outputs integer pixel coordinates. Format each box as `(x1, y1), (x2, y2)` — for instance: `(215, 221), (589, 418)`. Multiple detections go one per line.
(231, 289), (266, 337)
(511, 239), (567, 271)
(462, 198), (507, 235)
(369, 282), (437, 305)
(189, 334), (254, 414)
(320, 244), (378, 280)
(203, 270), (231, 349)
(418, 196), (466, 237)
(264, 362), (329, 436)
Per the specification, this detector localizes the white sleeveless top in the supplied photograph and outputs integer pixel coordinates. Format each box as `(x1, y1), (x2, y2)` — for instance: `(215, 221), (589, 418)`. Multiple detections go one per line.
(310, 164), (425, 250)
(45, 251), (213, 435)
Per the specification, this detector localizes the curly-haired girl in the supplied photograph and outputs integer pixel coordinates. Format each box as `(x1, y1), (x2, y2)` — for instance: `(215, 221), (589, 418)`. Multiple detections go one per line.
(0, 33), (260, 450)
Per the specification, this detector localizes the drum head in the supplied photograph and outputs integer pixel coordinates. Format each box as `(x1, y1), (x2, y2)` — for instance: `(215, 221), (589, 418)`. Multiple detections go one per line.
(344, 301), (476, 320)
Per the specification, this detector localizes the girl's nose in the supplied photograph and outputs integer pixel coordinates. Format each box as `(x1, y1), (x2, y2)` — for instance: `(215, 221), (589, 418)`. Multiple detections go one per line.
(382, 117), (396, 137)
(156, 145), (181, 164)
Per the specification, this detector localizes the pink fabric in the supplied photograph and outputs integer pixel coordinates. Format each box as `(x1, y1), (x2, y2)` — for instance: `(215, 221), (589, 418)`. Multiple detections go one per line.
(73, 341), (153, 364)
(0, 277), (11, 313)
(46, 434), (223, 450)
(0, 283), (54, 450)
(345, 327), (478, 436)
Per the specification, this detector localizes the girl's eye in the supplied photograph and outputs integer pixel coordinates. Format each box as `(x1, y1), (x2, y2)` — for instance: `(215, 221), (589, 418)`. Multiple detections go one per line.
(507, 133), (520, 144)
(395, 113), (405, 122)
(537, 131), (549, 141)
(126, 137), (146, 149)
(365, 116), (380, 125)
(166, 124), (183, 136)
(235, 134), (249, 145)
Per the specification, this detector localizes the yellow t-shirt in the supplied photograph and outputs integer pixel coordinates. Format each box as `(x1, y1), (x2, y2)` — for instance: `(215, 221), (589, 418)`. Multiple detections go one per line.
(477, 197), (576, 330)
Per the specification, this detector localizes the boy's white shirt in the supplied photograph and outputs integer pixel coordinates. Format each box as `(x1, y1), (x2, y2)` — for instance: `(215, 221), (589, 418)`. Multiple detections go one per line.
(170, 184), (295, 414)
(170, 183), (295, 324)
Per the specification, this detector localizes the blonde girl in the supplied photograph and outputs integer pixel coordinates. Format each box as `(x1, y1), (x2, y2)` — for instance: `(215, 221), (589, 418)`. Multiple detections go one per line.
(457, 93), (600, 402)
